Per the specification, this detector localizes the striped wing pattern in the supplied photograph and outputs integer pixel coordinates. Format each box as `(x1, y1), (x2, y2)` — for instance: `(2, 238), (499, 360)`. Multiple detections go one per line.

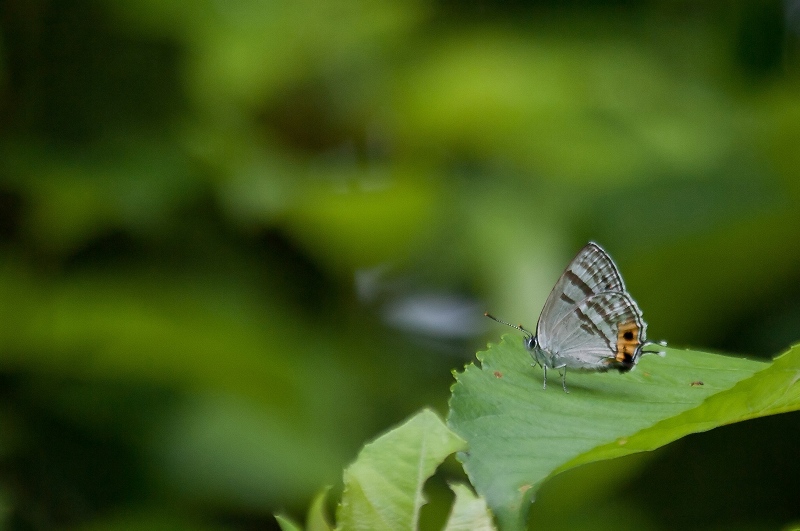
(546, 291), (646, 370)
(536, 242), (625, 346)
(536, 243), (647, 371)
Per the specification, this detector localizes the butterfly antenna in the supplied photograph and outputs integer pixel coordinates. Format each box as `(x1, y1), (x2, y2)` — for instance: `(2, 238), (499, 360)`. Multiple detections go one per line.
(484, 312), (533, 339)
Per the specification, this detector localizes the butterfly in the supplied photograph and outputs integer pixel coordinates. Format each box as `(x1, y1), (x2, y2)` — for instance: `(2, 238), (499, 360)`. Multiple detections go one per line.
(486, 242), (665, 393)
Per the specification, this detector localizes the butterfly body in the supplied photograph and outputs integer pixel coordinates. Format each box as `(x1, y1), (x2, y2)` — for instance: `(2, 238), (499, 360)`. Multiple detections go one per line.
(487, 242), (664, 392)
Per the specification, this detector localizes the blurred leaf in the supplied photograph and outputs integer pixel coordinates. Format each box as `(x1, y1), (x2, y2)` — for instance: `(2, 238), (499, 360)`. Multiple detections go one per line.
(448, 335), (772, 530)
(307, 487), (333, 531)
(394, 29), (735, 183)
(276, 514), (304, 531)
(155, 392), (340, 509)
(0, 263), (365, 509)
(443, 483), (496, 531)
(1, 138), (199, 252)
(285, 176), (438, 272)
(111, 0), (425, 108)
(74, 510), (211, 531)
(526, 452), (658, 531)
(335, 408), (465, 531)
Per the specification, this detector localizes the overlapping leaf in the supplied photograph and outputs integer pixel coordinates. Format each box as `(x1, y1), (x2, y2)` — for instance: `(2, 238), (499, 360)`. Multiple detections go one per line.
(336, 409), (466, 530)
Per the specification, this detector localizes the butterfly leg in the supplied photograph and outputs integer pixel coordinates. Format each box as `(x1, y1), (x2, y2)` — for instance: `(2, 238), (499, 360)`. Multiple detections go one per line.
(559, 366), (569, 394)
(541, 365), (547, 389)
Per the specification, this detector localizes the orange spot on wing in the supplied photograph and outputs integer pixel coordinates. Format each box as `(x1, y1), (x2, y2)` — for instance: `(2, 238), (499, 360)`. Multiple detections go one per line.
(615, 320), (641, 362)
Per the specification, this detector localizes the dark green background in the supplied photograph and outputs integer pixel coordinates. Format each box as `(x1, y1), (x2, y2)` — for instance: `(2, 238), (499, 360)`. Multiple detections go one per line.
(0, 1), (798, 529)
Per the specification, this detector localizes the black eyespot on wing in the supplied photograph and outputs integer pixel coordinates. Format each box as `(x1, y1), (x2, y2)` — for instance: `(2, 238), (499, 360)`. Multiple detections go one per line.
(623, 330), (634, 341)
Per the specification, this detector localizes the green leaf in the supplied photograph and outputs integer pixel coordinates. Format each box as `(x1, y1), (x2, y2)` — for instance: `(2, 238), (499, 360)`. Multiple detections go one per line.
(448, 335), (776, 530)
(336, 408), (466, 531)
(443, 483), (496, 531)
(307, 487), (333, 531)
(275, 514), (303, 531)
(564, 343), (800, 469)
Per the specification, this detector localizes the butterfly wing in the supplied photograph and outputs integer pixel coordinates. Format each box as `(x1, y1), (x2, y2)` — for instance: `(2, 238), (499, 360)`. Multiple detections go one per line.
(545, 291), (648, 371)
(536, 242), (626, 346)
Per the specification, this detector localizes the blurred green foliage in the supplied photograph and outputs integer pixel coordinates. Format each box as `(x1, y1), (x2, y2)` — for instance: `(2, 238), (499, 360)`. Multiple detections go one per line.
(0, 0), (798, 529)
